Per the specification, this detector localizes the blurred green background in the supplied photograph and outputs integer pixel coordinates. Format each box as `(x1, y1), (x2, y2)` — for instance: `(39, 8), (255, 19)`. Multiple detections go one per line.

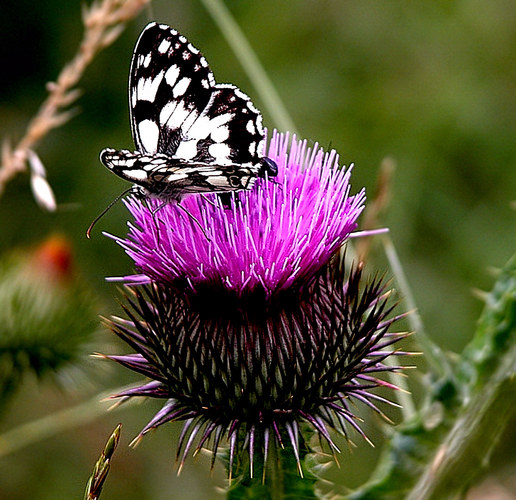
(1, 0), (515, 498)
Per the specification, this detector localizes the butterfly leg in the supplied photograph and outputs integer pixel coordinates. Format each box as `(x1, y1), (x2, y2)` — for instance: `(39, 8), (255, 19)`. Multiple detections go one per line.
(200, 194), (218, 208)
(147, 199), (168, 247)
(175, 202), (211, 242)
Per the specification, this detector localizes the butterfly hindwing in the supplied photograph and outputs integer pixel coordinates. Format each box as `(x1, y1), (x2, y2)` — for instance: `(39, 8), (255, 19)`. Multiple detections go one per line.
(100, 149), (257, 200)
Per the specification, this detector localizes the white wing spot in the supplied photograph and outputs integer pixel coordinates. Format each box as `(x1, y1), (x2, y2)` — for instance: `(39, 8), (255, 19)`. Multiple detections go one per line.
(138, 120), (160, 153)
(123, 169), (148, 181)
(211, 124), (229, 143)
(187, 44), (199, 55)
(209, 143), (232, 162)
(120, 158), (136, 168)
(161, 100), (200, 131)
(173, 77), (191, 97)
(165, 65), (180, 87)
(174, 140), (199, 160)
(161, 100), (186, 128)
(137, 53), (152, 68)
(188, 112), (233, 140)
(246, 120), (256, 135)
(137, 71), (164, 102)
(205, 174), (233, 188)
(166, 172), (189, 181)
(158, 39), (172, 54)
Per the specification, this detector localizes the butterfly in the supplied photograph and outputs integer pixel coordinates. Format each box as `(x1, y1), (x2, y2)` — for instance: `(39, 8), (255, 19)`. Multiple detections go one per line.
(99, 22), (277, 207)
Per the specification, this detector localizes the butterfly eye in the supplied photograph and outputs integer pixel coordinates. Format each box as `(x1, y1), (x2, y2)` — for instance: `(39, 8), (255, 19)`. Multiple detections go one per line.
(260, 157), (278, 178)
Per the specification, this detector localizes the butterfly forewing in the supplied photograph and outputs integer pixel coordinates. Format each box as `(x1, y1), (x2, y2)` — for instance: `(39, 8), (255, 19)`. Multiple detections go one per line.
(172, 86), (264, 168)
(129, 23), (215, 156)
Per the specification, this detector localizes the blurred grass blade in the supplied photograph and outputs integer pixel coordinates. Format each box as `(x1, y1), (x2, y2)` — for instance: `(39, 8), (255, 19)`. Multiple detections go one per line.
(84, 424), (121, 500)
(200, 0), (297, 134)
(0, 386), (132, 457)
(382, 234), (451, 378)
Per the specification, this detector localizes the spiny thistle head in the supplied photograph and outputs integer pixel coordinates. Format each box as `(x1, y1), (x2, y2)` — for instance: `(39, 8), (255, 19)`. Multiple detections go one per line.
(103, 131), (407, 475)
(0, 236), (99, 403)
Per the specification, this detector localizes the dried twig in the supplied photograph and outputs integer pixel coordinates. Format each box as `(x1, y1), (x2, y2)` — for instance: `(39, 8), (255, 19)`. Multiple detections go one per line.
(0, 0), (151, 202)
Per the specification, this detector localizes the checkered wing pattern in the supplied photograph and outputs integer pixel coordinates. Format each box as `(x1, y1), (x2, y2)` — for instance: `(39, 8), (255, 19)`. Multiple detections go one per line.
(100, 22), (276, 202)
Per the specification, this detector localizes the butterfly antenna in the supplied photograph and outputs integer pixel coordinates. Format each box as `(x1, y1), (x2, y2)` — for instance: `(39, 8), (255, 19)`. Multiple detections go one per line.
(86, 187), (134, 238)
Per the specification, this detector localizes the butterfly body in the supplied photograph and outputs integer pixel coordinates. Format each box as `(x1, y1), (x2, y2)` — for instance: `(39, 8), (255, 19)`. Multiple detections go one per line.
(100, 22), (277, 203)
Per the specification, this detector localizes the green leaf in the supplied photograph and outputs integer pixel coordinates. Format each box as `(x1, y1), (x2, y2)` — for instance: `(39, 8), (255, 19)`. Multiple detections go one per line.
(348, 252), (516, 499)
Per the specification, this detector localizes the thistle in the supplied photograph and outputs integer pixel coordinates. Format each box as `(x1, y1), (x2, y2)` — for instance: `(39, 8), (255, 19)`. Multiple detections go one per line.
(103, 131), (407, 479)
(0, 236), (99, 407)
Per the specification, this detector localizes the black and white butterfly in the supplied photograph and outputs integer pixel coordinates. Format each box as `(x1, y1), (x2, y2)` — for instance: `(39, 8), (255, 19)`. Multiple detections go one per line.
(100, 22), (277, 206)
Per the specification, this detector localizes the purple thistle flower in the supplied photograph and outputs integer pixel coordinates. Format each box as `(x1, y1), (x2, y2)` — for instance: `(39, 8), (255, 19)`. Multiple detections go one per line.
(108, 131), (366, 296)
(103, 131), (407, 475)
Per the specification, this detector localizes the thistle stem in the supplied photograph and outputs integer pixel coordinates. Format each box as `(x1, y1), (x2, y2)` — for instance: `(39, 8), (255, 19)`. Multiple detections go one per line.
(407, 339), (516, 499)
(225, 429), (317, 500)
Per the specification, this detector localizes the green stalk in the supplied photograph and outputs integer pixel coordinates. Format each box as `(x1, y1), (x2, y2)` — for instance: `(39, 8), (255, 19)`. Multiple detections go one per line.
(224, 428), (318, 500)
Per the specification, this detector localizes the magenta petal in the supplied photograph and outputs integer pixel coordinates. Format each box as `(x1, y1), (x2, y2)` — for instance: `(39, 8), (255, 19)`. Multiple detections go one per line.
(109, 131), (366, 297)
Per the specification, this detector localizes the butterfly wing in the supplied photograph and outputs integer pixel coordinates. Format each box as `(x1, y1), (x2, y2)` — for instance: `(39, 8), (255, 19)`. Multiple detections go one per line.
(129, 23), (266, 172)
(129, 22), (215, 156)
(173, 85), (265, 170)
